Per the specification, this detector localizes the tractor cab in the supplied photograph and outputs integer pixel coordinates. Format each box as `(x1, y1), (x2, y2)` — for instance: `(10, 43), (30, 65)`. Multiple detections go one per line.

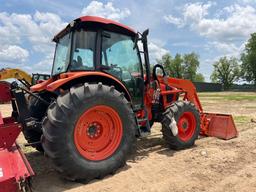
(50, 16), (148, 108)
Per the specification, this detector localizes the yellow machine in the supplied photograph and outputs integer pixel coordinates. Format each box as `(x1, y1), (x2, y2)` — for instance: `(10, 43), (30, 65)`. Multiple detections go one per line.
(0, 68), (50, 88)
(0, 68), (32, 87)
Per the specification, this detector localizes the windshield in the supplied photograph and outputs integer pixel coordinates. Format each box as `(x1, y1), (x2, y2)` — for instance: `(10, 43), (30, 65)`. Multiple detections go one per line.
(52, 30), (96, 75)
(52, 33), (71, 75)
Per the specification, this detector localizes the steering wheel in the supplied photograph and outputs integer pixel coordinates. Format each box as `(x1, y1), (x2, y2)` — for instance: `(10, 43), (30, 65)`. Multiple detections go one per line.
(110, 64), (123, 79)
(153, 64), (166, 81)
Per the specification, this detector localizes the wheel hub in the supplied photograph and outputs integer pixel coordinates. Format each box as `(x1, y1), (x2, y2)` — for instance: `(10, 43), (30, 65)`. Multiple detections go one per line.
(177, 112), (196, 142)
(182, 121), (188, 129)
(74, 105), (123, 161)
(87, 123), (102, 138)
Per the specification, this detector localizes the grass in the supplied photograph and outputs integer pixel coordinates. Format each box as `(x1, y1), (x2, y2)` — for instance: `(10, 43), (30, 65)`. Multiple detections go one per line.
(199, 94), (226, 97)
(199, 92), (256, 101)
(224, 95), (256, 101)
(233, 115), (251, 123)
(245, 106), (256, 109)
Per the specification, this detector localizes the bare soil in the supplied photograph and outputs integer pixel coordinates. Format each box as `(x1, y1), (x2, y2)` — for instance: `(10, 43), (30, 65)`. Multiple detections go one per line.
(1, 92), (256, 192)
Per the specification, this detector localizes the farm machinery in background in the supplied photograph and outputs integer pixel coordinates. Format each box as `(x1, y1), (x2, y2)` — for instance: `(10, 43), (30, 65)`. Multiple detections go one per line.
(0, 16), (238, 191)
(0, 68), (50, 88)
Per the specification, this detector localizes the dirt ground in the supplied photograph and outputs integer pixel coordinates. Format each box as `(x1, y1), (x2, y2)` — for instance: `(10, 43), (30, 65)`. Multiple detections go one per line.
(1, 92), (256, 192)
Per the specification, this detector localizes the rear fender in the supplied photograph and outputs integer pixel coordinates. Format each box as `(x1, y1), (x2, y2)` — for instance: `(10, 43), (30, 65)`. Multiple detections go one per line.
(31, 72), (131, 101)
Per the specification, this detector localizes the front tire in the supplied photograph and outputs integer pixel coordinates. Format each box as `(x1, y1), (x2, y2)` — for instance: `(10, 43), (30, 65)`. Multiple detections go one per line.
(42, 83), (136, 181)
(161, 101), (200, 150)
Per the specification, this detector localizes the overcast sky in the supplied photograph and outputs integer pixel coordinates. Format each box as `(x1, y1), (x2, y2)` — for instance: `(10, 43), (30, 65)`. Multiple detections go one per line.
(0, 0), (256, 81)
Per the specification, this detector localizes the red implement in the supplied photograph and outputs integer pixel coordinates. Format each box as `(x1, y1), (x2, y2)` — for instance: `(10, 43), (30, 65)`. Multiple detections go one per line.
(0, 81), (12, 103)
(0, 114), (34, 192)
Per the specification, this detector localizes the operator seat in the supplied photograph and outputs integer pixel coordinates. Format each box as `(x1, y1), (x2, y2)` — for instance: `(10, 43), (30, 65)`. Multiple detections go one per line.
(71, 56), (83, 70)
(77, 56), (83, 68)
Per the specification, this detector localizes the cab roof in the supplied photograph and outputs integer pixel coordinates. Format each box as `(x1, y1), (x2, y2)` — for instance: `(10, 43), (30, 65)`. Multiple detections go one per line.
(79, 16), (135, 34)
(53, 16), (136, 42)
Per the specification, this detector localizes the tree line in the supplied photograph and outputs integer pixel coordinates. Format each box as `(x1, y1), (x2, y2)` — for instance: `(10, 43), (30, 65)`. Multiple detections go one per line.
(157, 33), (256, 90)
(157, 52), (205, 82)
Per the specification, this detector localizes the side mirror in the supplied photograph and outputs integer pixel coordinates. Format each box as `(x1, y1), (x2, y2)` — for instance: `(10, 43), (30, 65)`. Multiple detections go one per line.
(142, 29), (149, 38)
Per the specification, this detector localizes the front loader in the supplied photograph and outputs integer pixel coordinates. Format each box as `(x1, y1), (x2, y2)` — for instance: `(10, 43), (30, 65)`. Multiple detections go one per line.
(0, 16), (238, 186)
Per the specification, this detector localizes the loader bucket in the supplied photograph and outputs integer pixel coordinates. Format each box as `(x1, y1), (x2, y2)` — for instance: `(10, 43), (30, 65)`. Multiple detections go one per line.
(203, 113), (238, 140)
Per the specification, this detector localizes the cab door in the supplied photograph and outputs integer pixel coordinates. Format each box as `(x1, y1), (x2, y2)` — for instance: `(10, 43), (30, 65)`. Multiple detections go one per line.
(101, 31), (144, 110)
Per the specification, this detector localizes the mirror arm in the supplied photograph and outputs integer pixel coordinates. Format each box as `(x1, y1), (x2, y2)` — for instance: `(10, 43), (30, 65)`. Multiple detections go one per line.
(141, 29), (151, 85)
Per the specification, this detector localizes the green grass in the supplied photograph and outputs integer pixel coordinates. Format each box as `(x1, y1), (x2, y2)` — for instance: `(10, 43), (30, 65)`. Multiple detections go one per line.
(199, 94), (226, 97)
(224, 95), (256, 101)
(245, 106), (256, 109)
(233, 116), (251, 123)
(199, 93), (256, 101)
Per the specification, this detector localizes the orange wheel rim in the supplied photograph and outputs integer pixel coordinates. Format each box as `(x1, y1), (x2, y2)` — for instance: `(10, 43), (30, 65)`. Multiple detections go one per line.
(74, 105), (123, 161)
(177, 112), (196, 142)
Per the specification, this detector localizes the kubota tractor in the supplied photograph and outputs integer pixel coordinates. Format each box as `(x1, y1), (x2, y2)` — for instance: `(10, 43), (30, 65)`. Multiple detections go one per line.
(0, 16), (238, 185)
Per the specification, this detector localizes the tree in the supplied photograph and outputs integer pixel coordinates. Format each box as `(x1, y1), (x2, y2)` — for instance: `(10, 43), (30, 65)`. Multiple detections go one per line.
(241, 33), (256, 85)
(183, 52), (200, 81)
(157, 53), (184, 78)
(157, 52), (204, 81)
(211, 56), (240, 90)
(157, 53), (172, 72)
(171, 54), (184, 78)
(194, 73), (205, 82)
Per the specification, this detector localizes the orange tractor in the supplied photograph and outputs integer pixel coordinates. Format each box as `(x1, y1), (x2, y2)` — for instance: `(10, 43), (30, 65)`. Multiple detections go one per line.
(0, 16), (237, 188)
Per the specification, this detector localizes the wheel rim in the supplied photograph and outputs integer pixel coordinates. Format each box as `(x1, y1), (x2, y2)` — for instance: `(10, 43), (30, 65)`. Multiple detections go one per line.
(74, 105), (123, 161)
(177, 112), (196, 142)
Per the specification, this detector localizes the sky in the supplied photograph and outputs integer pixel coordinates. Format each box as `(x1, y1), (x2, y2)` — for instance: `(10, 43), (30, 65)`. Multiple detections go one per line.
(0, 0), (256, 81)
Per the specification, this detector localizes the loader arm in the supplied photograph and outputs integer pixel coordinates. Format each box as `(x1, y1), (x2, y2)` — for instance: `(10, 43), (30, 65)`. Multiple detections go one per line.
(166, 77), (203, 112)
(0, 68), (32, 87)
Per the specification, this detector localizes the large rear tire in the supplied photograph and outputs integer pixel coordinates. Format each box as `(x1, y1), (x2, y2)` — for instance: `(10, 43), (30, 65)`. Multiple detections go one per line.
(161, 101), (200, 150)
(42, 83), (136, 181)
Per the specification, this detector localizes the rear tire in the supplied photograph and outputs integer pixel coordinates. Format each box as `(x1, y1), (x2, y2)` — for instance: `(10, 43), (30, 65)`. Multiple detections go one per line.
(42, 83), (136, 181)
(161, 101), (200, 150)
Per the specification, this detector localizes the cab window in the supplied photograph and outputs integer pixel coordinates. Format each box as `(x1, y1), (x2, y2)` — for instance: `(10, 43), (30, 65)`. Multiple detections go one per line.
(70, 30), (96, 71)
(101, 31), (143, 107)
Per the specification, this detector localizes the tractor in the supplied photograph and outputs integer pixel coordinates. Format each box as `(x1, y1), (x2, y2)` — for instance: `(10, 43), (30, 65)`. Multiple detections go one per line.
(0, 16), (237, 186)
